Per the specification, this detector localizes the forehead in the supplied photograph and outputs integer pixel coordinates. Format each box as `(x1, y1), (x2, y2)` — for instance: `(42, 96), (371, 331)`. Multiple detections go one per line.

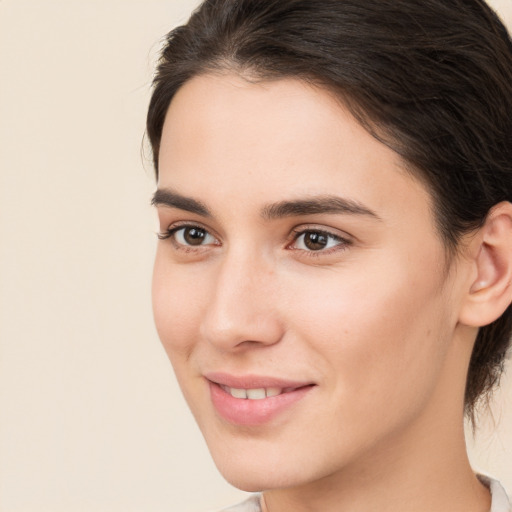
(158, 72), (434, 228)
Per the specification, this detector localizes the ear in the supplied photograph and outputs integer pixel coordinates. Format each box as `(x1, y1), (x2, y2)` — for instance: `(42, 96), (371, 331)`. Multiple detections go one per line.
(459, 201), (512, 327)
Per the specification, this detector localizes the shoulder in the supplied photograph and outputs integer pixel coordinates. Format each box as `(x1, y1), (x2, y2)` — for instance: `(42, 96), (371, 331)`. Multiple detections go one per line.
(211, 494), (262, 512)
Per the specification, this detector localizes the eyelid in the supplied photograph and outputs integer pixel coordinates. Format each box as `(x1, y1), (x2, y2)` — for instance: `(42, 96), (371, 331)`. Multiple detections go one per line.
(157, 221), (352, 256)
(287, 225), (353, 254)
(157, 221), (220, 246)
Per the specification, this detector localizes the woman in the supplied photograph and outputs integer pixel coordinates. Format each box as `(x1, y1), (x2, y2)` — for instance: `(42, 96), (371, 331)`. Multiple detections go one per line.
(147, 1), (512, 511)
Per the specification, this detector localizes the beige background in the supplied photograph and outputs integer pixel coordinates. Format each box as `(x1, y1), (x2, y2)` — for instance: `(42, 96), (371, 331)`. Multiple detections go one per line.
(0, 1), (511, 511)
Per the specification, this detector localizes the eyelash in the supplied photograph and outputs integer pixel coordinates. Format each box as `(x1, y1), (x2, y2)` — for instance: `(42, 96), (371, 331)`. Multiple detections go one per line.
(157, 224), (351, 256)
(157, 223), (218, 248)
(288, 227), (351, 256)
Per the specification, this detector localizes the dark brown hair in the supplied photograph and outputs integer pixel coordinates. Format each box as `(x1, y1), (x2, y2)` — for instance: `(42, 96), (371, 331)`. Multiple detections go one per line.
(146, 0), (512, 417)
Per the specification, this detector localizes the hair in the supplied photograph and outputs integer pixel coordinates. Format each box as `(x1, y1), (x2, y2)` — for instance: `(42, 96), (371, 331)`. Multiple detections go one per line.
(146, 0), (512, 418)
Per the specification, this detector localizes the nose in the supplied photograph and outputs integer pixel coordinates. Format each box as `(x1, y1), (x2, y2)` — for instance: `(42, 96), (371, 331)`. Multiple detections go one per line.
(199, 249), (284, 351)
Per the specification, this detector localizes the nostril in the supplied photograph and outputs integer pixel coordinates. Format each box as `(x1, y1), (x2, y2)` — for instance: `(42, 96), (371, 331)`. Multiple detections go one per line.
(200, 308), (284, 351)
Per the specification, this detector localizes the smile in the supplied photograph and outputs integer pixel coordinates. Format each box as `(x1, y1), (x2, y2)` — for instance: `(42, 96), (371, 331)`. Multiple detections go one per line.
(220, 386), (285, 399)
(206, 373), (315, 426)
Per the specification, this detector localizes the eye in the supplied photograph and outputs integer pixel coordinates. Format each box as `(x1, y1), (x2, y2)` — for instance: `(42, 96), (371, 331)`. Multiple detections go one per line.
(159, 225), (218, 247)
(291, 229), (348, 252)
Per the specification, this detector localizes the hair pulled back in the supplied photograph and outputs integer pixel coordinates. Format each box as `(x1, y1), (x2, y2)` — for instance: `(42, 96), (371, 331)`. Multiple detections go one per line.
(146, 0), (512, 417)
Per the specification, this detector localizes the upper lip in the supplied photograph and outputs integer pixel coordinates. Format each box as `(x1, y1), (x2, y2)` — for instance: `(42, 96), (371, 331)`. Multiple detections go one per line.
(205, 372), (315, 390)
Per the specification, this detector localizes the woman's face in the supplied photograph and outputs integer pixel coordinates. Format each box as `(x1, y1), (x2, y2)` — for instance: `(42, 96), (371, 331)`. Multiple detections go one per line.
(152, 73), (472, 491)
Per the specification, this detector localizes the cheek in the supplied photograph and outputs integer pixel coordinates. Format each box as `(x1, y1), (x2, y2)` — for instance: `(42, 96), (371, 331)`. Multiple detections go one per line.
(287, 255), (451, 412)
(151, 251), (204, 359)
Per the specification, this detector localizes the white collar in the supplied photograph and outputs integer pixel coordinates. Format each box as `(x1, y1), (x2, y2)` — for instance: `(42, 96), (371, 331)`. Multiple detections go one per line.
(478, 475), (512, 512)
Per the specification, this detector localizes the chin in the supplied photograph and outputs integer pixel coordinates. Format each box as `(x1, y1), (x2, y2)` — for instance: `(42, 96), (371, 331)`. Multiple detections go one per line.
(207, 437), (336, 493)
(208, 444), (277, 491)
(215, 461), (298, 493)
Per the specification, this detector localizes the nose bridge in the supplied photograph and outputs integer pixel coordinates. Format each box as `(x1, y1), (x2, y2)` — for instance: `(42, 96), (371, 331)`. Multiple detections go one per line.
(200, 245), (282, 350)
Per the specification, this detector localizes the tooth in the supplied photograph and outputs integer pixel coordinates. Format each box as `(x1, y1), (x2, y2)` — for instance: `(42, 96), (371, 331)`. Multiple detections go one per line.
(231, 387), (248, 399)
(246, 388), (266, 400)
(265, 387), (282, 397)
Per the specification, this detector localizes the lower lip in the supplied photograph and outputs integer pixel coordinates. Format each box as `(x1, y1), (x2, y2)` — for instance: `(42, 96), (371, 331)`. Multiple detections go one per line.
(208, 381), (314, 426)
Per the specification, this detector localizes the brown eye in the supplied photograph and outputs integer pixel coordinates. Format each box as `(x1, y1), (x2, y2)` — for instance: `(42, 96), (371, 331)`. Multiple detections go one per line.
(292, 229), (347, 252)
(173, 226), (216, 246)
(183, 227), (206, 245)
(303, 231), (329, 251)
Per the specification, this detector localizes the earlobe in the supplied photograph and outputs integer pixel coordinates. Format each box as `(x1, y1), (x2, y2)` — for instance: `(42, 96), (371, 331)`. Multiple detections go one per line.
(459, 201), (512, 327)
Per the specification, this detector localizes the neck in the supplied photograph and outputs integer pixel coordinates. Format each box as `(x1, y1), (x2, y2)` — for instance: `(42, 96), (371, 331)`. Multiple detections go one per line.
(262, 332), (490, 512)
(262, 424), (489, 512)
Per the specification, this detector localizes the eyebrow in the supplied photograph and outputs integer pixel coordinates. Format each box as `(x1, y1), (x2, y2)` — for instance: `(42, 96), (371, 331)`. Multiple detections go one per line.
(261, 196), (381, 220)
(151, 188), (212, 217)
(152, 188), (380, 221)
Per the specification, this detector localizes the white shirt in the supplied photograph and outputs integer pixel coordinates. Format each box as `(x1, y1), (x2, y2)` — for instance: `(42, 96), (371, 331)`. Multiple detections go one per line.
(216, 476), (511, 512)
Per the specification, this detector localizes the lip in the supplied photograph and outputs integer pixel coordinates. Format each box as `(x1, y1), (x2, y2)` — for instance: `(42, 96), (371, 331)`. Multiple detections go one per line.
(206, 372), (313, 390)
(205, 372), (315, 426)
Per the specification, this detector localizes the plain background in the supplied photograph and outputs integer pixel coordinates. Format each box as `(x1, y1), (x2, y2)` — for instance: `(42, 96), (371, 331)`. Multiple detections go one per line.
(1, 1), (511, 511)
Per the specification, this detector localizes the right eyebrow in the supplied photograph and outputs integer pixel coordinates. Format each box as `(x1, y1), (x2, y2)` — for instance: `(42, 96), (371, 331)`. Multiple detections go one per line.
(151, 188), (212, 217)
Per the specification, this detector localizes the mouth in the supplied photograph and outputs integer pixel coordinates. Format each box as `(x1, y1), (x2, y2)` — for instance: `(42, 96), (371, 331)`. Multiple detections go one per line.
(205, 373), (316, 426)
(219, 384), (310, 400)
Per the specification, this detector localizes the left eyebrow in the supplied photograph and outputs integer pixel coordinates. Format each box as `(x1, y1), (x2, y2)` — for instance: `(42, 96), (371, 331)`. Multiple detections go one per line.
(261, 195), (381, 221)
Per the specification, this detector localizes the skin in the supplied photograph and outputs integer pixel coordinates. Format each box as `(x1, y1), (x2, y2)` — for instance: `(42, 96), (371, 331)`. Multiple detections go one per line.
(152, 73), (511, 512)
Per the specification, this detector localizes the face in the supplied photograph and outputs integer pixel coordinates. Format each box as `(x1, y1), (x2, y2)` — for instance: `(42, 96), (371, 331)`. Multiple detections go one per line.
(152, 73), (469, 492)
